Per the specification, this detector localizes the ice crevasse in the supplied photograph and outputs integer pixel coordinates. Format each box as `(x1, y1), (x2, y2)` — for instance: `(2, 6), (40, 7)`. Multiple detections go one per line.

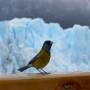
(0, 18), (90, 74)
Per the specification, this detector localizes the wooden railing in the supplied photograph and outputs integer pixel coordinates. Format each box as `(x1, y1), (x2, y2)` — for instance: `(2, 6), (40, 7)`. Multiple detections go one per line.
(0, 72), (90, 90)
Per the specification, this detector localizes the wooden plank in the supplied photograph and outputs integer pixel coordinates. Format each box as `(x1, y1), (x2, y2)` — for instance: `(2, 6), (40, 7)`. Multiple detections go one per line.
(0, 72), (90, 90)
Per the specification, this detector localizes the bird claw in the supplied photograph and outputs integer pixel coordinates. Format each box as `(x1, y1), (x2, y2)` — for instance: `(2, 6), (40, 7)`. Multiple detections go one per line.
(40, 72), (51, 75)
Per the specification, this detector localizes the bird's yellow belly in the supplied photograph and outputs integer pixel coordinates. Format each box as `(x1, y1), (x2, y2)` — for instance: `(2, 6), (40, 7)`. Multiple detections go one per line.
(32, 54), (50, 69)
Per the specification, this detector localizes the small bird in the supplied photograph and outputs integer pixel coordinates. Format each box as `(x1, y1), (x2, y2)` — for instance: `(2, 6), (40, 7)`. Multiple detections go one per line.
(18, 40), (53, 74)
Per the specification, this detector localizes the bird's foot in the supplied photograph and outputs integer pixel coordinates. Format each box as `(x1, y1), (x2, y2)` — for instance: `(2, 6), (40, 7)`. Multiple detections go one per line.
(41, 69), (51, 75)
(40, 72), (51, 75)
(37, 69), (50, 75)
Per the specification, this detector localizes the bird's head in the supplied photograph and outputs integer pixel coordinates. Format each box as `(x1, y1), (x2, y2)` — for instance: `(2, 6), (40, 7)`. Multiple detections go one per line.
(44, 40), (53, 46)
(42, 40), (53, 52)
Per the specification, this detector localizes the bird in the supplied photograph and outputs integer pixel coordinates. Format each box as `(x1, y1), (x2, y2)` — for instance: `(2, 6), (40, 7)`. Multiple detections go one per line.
(18, 40), (53, 74)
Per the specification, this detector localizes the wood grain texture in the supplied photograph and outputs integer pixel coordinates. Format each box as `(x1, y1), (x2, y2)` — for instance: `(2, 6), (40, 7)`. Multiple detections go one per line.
(0, 72), (90, 90)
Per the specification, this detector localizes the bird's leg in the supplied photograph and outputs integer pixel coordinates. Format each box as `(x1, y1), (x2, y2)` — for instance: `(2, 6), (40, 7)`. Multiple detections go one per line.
(35, 68), (43, 74)
(37, 69), (42, 73)
(40, 69), (50, 74)
(35, 68), (47, 75)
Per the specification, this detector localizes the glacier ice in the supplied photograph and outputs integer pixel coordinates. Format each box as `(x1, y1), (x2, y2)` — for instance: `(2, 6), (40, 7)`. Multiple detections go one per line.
(0, 18), (90, 74)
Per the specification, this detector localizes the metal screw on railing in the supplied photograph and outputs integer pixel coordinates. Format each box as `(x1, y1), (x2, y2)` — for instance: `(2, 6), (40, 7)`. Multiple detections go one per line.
(57, 80), (81, 90)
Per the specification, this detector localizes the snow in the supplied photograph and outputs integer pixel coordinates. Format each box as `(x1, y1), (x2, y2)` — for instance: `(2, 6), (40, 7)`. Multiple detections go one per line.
(0, 18), (90, 74)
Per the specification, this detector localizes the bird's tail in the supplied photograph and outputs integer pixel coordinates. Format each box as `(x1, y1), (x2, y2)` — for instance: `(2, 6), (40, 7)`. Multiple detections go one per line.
(18, 65), (30, 72)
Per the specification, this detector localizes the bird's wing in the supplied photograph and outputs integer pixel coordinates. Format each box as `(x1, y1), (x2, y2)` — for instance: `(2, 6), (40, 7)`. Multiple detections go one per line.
(28, 50), (43, 65)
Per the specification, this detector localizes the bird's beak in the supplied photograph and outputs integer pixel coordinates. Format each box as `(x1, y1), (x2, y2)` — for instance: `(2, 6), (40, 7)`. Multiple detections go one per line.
(51, 41), (53, 44)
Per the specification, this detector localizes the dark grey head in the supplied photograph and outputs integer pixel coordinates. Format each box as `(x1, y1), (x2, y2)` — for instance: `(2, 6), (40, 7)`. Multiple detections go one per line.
(42, 40), (53, 52)
(44, 40), (53, 45)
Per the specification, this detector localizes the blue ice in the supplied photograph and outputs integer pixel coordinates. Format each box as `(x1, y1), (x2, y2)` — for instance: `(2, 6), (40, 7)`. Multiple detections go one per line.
(0, 18), (90, 74)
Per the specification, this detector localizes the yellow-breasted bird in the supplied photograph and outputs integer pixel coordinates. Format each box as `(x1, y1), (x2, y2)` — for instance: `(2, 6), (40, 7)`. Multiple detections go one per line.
(18, 40), (53, 74)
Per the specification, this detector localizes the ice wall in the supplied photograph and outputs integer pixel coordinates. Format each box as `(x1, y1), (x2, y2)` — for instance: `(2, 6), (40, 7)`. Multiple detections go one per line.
(0, 18), (90, 74)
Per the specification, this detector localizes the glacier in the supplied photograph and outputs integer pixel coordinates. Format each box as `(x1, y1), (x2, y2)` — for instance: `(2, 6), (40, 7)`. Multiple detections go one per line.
(0, 18), (90, 74)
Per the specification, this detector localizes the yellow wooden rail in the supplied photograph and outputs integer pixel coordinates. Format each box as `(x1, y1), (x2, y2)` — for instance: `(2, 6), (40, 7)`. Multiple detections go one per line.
(0, 72), (90, 90)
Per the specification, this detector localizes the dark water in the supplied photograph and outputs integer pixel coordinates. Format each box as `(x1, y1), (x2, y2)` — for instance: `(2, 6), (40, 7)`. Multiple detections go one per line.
(0, 0), (90, 28)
